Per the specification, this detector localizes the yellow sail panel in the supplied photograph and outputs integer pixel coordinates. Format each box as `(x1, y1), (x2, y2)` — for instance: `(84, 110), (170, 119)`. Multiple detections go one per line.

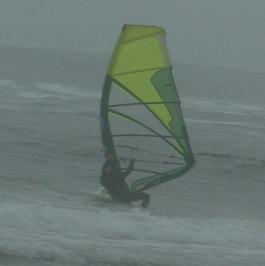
(108, 25), (171, 76)
(121, 25), (165, 42)
(115, 71), (185, 155)
(116, 71), (171, 121)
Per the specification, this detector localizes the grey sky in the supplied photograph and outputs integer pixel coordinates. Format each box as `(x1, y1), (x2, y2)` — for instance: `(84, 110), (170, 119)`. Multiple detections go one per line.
(0, 0), (264, 72)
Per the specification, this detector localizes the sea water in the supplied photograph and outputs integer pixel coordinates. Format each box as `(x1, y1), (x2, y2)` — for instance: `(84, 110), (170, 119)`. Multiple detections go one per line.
(0, 76), (264, 265)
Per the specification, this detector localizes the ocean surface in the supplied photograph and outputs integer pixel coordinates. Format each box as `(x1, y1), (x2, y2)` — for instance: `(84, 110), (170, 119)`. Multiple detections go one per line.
(0, 76), (265, 265)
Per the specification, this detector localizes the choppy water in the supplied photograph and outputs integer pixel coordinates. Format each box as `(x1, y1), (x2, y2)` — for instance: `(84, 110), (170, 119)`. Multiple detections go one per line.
(0, 79), (264, 265)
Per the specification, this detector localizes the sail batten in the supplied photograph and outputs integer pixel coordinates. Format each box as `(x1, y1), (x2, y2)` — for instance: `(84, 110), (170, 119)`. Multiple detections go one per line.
(109, 100), (180, 108)
(100, 25), (194, 192)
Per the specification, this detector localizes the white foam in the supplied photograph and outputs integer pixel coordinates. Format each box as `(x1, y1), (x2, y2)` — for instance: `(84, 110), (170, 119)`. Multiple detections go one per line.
(0, 202), (264, 265)
(35, 82), (95, 99)
(187, 118), (247, 126)
(183, 97), (265, 116)
(0, 79), (100, 101)
(0, 79), (23, 87)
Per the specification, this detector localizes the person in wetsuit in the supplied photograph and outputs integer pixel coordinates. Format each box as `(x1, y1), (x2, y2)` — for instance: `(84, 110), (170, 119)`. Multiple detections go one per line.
(100, 151), (150, 208)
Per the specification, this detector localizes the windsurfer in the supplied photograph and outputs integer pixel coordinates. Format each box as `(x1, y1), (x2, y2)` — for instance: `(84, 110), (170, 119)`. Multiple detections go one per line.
(100, 150), (150, 207)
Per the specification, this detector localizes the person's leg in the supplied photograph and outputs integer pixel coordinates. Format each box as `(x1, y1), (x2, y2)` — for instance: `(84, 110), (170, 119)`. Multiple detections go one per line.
(140, 192), (150, 208)
(100, 178), (122, 201)
(130, 191), (150, 208)
(100, 180), (149, 207)
(108, 183), (132, 205)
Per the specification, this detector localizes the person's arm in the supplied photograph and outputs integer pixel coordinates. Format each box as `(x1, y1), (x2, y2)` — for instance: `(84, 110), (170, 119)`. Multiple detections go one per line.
(122, 159), (135, 179)
(102, 161), (115, 177)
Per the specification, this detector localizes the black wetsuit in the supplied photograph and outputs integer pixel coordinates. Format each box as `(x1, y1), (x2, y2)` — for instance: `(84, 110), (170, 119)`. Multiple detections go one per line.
(100, 158), (150, 207)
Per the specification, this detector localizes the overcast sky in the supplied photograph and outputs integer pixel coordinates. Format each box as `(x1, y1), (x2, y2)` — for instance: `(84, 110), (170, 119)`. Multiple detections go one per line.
(0, 0), (264, 72)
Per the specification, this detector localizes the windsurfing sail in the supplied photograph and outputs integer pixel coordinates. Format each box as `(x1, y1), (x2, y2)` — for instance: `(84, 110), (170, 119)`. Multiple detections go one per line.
(100, 25), (194, 192)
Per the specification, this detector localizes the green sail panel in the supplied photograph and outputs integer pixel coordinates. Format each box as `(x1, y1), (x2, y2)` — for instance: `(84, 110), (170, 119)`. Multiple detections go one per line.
(100, 25), (194, 192)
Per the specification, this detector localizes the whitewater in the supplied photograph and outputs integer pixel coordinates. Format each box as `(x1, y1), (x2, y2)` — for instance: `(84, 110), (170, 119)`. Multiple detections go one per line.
(0, 77), (265, 265)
